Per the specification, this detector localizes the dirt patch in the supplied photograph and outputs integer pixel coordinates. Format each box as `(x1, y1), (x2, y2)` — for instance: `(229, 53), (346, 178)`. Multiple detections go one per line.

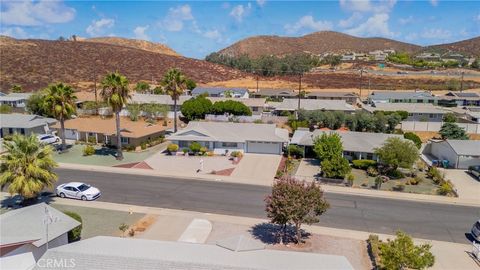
(211, 167), (235, 176)
(130, 214), (158, 233)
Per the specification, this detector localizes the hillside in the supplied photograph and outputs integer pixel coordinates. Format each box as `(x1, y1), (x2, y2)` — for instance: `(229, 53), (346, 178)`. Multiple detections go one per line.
(0, 36), (245, 91)
(217, 31), (421, 58)
(422, 36), (480, 57)
(83, 37), (180, 56)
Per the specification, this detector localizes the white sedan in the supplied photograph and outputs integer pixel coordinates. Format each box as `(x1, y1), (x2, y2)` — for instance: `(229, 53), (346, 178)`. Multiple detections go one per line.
(37, 134), (60, 144)
(56, 182), (101, 201)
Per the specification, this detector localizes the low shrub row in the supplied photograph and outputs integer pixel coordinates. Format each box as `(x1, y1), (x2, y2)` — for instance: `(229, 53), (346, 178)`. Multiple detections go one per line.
(352, 159), (377, 169)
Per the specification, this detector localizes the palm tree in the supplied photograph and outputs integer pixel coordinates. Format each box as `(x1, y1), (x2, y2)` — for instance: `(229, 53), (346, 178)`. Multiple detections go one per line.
(100, 72), (131, 160)
(162, 68), (187, 132)
(0, 134), (58, 205)
(43, 83), (77, 151)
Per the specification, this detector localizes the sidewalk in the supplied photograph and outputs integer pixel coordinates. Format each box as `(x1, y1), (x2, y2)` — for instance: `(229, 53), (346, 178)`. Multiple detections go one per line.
(48, 197), (480, 270)
(59, 162), (480, 207)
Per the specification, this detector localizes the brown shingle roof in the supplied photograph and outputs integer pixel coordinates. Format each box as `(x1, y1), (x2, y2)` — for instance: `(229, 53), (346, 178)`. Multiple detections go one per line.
(53, 116), (170, 138)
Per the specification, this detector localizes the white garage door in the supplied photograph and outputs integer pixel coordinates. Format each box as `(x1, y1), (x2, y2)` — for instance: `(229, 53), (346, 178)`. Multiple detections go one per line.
(246, 141), (281, 154)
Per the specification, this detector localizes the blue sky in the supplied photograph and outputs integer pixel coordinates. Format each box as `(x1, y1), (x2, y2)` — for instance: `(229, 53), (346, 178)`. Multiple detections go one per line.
(1, 1), (479, 59)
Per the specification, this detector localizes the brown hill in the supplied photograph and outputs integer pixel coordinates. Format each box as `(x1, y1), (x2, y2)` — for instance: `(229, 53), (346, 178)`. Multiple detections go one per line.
(0, 36), (245, 91)
(83, 37), (180, 56)
(422, 36), (480, 57)
(218, 31), (421, 58)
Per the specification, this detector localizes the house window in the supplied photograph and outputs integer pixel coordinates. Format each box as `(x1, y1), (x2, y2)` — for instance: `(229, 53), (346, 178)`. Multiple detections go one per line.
(429, 114), (435, 118)
(19, 128), (25, 135)
(8, 128), (13, 134)
(121, 137), (129, 145)
(179, 141), (189, 148)
(222, 142), (238, 148)
(366, 153), (374, 160)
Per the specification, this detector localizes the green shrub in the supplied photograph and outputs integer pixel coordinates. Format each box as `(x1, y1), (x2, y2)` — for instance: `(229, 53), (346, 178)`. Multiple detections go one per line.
(388, 169), (405, 179)
(167, 143), (179, 152)
(427, 167), (444, 184)
(287, 144), (304, 158)
(182, 148), (188, 154)
(63, 211), (82, 242)
(438, 180), (455, 196)
(231, 151), (243, 158)
(375, 176), (384, 189)
(82, 145), (95, 156)
(403, 132), (422, 149)
(87, 136), (97, 144)
(189, 142), (202, 153)
(367, 235), (382, 268)
(140, 142), (147, 150)
(352, 159), (377, 169)
(367, 166), (379, 177)
(200, 147), (208, 154)
(346, 173), (355, 186)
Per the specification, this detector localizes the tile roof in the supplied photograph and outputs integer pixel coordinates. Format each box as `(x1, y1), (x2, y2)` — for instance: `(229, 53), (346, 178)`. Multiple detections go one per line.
(168, 121), (288, 143)
(53, 116), (170, 138)
(446, 140), (480, 156)
(273, 99), (356, 111)
(34, 236), (354, 270)
(292, 129), (403, 153)
(0, 203), (80, 247)
(0, 114), (57, 129)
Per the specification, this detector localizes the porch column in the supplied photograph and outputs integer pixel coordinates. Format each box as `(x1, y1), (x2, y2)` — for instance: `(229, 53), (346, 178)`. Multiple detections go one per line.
(95, 133), (98, 144)
(358, 153), (362, 160)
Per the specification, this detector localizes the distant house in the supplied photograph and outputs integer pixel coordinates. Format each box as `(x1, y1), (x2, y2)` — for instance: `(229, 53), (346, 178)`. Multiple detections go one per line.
(367, 91), (437, 105)
(0, 93), (32, 108)
(191, 87), (249, 98)
(0, 114), (57, 138)
(250, 89), (296, 100)
(368, 50), (387, 61)
(291, 129), (403, 161)
(53, 116), (169, 147)
(438, 92), (480, 107)
(168, 121), (289, 155)
(363, 103), (446, 122)
(0, 203), (80, 269)
(33, 236), (354, 270)
(422, 140), (480, 169)
(270, 99), (356, 114)
(130, 93), (193, 111)
(415, 53), (441, 61)
(341, 53), (355, 61)
(206, 97), (267, 115)
(306, 91), (358, 105)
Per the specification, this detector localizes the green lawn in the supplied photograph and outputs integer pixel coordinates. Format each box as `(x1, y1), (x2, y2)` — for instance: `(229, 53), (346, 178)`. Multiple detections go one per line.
(351, 168), (439, 195)
(53, 143), (165, 166)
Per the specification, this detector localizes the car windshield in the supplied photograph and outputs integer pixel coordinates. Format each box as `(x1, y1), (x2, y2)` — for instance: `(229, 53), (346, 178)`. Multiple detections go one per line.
(77, 184), (90, 191)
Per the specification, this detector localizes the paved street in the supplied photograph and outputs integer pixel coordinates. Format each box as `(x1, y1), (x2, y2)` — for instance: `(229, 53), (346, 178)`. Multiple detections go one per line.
(55, 168), (480, 244)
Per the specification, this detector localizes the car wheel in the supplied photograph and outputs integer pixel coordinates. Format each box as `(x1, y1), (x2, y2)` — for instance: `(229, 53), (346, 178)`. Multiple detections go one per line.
(56, 138), (60, 143)
(81, 195), (87, 201)
(59, 193), (66, 198)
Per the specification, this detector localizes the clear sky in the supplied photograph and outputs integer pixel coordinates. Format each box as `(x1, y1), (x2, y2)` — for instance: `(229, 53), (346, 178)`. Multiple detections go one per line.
(1, 0), (479, 59)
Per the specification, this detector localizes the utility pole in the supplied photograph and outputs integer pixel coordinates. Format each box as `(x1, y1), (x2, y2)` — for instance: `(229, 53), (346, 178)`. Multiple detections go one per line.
(297, 72), (303, 111)
(359, 68), (364, 99)
(460, 71), (464, 92)
(94, 58), (98, 114)
(256, 74), (259, 92)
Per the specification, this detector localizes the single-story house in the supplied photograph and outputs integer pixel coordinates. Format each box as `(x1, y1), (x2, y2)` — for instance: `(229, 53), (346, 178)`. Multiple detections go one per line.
(168, 121), (289, 155)
(291, 128), (403, 161)
(191, 87), (249, 98)
(0, 93), (32, 108)
(34, 236), (353, 270)
(207, 97), (267, 115)
(368, 91), (438, 105)
(271, 99), (356, 114)
(306, 91), (359, 104)
(438, 92), (480, 107)
(130, 93), (192, 111)
(250, 89), (296, 99)
(363, 103), (446, 122)
(0, 114), (57, 138)
(0, 203), (80, 268)
(422, 139), (480, 169)
(53, 116), (169, 147)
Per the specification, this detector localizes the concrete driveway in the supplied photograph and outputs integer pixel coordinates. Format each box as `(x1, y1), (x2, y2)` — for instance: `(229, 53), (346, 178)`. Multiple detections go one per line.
(295, 158), (321, 181)
(442, 169), (480, 201)
(230, 154), (281, 184)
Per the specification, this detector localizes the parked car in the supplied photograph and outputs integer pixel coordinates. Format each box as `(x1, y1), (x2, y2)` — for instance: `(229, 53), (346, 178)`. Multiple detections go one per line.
(468, 166), (480, 180)
(471, 220), (480, 242)
(56, 182), (101, 201)
(37, 134), (60, 144)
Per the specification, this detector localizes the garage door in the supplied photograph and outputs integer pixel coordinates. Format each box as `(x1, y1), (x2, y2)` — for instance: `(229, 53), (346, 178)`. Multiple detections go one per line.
(246, 141), (281, 154)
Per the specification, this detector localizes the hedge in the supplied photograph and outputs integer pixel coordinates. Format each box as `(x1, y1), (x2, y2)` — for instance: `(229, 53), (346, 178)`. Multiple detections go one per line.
(352, 159), (377, 169)
(63, 211), (82, 242)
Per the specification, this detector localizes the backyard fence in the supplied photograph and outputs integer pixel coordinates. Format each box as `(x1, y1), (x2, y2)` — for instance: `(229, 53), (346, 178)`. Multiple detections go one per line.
(401, 121), (480, 134)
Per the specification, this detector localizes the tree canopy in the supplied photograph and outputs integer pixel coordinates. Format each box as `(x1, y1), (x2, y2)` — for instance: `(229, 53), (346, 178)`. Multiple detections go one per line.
(439, 122), (469, 140)
(265, 176), (329, 243)
(403, 132), (422, 149)
(442, 112), (457, 123)
(212, 100), (252, 116)
(313, 133), (351, 179)
(181, 96), (213, 121)
(375, 137), (419, 169)
(134, 81), (151, 93)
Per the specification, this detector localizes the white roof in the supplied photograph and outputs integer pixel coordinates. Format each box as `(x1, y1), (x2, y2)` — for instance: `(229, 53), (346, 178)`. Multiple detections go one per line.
(292, 129), (403, 153)
(0, 114), (57, 129)
(34, 236), (354, 270)
(364, 103), (446, 114)
(273, 99), (355, 111)
(168, 121), (289, 143)
(131, 93), (192, 105)
(0, 203), (80, 247)
(446, 140), (480, 156)
(207, 97), (266, 107)
(0, 93), (32, 102)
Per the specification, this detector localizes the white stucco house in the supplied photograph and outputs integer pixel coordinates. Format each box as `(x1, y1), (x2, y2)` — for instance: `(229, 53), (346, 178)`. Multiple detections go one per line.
(422, 139), (480, 169)
(168, 121), (289, 155)
(0, 203), (80, 269)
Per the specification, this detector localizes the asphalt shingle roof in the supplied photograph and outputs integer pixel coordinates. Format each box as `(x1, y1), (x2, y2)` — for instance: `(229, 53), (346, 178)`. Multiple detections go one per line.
(0, 203), (80, 247)
(369, 91), (435, 100)
(446, 140), (480, 156)
(33, 236), (354, 270)
(364, 103), (446, 114)
(130, 94), (192, 105)
(192, 87), (248, 96)
(273, 99), (355, 111)
(0, 114), (57, 129)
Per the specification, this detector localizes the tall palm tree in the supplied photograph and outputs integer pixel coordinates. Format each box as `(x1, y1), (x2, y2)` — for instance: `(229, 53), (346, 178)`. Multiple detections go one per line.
(162, 68), (187, 132)
(0, 134), (58, 205)
(100, 72), (131, 160)
(43, 83), (77, 151)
